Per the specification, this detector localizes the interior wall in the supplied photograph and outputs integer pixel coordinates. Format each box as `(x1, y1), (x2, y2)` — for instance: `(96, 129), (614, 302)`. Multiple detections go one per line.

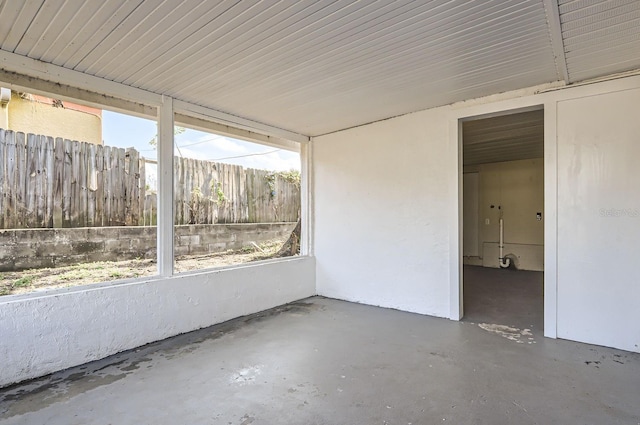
(462, 172), (479, 258)
(556, 88), (640, 353)
(0, 257), (315, 387)
(464, 158), (544, 271)
(314, 109), (452, 317)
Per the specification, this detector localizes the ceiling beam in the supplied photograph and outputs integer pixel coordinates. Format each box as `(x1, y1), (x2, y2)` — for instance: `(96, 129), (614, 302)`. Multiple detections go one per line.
(0, 50), (163, 107)
(0, 50), (309, 144)
(174, 113), (300, 152)
(543, 0), (570, 84)
(0, 68), (157, 119)
(174, 100), (309, 145)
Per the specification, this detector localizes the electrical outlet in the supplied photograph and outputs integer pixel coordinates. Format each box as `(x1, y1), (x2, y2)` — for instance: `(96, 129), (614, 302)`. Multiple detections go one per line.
(485, 218), (490, 225)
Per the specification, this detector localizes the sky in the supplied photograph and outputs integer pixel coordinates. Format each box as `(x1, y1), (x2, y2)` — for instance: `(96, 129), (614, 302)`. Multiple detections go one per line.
(101, 110), (300, 172)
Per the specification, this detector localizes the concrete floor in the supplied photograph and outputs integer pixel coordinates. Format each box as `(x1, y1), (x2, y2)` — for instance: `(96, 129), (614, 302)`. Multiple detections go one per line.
(1, 297), (639, 425)
(462, 265), (544, 333)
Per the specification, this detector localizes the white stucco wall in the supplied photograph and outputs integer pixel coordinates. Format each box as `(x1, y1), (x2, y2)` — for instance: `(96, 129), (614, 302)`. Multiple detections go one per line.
(314, 109), (453, 317)
(313, 75), (640, 353)
(556, 88), (640, 353)
(0, 257), (315, 387)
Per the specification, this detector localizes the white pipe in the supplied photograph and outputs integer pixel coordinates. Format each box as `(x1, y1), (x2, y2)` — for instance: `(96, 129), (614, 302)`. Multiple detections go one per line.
(499, 217), (511, 268)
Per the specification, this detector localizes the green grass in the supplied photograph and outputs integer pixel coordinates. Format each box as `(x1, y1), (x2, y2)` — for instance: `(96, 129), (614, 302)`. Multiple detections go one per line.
(0, 238), (285, 296)
(13, 276), (34, 288)
(55, 268), (94, 281)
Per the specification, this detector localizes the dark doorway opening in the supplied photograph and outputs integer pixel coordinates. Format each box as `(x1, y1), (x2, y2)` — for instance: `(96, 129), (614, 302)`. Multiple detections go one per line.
(461, 109), (544, 333)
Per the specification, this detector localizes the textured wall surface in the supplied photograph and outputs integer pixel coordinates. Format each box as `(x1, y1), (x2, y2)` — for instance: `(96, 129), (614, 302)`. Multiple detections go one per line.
(7, 92), (102, 145)
(314, 108), (452, 318)
(313, 73), (640, 352)
(0, 256), (316, 387)
(556, 88), (640, 353)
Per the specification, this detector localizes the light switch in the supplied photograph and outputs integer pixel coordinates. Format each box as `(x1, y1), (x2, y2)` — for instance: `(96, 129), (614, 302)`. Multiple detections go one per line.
(485, 218), (490, 225)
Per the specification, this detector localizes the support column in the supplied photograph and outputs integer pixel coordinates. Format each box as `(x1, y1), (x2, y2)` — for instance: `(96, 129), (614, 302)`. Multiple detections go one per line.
(157, 95), (174, 277)
(300, 140), (313, 257)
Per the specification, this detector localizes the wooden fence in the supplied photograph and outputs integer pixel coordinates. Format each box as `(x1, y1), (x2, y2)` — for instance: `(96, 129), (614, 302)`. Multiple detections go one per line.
(0, 129), (300, 229)
(172, 158), (300, 225)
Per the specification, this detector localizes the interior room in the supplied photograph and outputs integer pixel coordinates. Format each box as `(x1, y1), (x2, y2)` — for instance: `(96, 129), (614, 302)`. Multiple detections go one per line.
(461, 110), (545, 332)
(1, 1), (639, 424)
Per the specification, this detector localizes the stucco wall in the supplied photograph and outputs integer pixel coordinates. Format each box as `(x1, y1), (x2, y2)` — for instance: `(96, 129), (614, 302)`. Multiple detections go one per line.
(555, 88), (640, 352)
(7, 92), (102, 145)
(0, 223), (296, 271)
(314, 108), (453, 318)
(0, 256), (316, 387)
(313, 74), (640, 353)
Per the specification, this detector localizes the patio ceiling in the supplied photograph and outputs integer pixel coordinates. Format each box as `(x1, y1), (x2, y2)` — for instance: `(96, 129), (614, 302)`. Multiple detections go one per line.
(463, 110), (544, 166)
(0, 0), (639, 138)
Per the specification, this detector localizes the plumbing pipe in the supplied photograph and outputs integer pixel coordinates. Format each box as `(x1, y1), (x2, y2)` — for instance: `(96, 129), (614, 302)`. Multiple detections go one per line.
(499, 217), (511, 268)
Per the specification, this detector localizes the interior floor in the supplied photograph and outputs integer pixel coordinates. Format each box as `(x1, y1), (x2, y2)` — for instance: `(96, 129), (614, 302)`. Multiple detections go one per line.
(463, 265), (544, 333)
(1, 297), (638, 425)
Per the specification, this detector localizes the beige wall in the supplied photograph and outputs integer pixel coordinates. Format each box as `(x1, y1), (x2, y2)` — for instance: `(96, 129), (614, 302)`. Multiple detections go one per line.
(464, 158), (544, 270)
(0, 88), (9, 128)
(6, 92), (102, 144)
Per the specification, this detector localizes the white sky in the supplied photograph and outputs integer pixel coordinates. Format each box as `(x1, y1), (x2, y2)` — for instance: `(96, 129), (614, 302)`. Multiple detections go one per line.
(102, 110), (300, 172)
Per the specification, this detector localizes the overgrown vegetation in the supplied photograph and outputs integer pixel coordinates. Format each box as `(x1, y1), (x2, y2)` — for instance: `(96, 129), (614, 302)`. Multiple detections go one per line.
(212, 180), (227, 204)
(265, 169), (300, 199)
(0, 239), (288, 296)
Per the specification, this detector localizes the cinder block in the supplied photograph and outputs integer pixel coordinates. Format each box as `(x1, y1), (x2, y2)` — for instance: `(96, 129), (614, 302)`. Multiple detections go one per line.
(208, 243), (228, 253)
(0, 230), (17, 241)
(36, 241), (75, 257)
(12, 243), (37, 258)
(71, 241), (104, 254)
(0, 261), (16, 272)
(54, 254), (88, 267)
(105, 239), (132, 252)
(174, 245), (190, 256)
(13, 256), (54, 271)
(0, 244), (15, 257)
(176, 235), (199, 246)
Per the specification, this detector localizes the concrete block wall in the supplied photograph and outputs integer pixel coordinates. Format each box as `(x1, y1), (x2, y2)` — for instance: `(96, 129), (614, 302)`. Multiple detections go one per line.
(0, 223), (296, 271)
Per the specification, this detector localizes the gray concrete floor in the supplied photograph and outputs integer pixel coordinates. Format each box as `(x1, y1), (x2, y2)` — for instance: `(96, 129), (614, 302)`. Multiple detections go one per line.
(462, 265), (544, 333)
(1, 296), (639, 425)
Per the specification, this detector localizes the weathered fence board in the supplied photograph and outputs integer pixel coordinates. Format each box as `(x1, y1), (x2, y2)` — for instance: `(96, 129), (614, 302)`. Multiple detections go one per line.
(0, 129), (300, 229)
(0, 131), (146, 229)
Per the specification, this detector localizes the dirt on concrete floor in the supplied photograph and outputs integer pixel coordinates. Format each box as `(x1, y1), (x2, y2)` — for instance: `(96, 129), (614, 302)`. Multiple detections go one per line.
(0, 239), (288, 296)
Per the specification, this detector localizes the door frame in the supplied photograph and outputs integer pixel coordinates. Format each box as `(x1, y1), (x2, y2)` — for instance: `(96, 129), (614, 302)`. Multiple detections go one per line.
(448, 100), (558, 339)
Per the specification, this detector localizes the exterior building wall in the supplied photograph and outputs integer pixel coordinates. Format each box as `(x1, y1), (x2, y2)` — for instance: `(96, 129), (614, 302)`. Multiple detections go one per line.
(5, 91), (102, 144)
(314, 74), (640, 353)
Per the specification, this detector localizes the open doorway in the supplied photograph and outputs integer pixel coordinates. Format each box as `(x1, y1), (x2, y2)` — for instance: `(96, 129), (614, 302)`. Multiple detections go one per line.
(461, 108), (544, 334)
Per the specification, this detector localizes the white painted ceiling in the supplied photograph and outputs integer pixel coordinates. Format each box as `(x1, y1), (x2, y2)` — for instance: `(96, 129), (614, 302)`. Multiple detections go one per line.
(463, 110), (544, 166)
(0, 0), (639, 138)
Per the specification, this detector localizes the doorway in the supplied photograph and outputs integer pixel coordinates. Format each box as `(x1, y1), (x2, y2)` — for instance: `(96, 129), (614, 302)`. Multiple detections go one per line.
(460, 109), (545, 333)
